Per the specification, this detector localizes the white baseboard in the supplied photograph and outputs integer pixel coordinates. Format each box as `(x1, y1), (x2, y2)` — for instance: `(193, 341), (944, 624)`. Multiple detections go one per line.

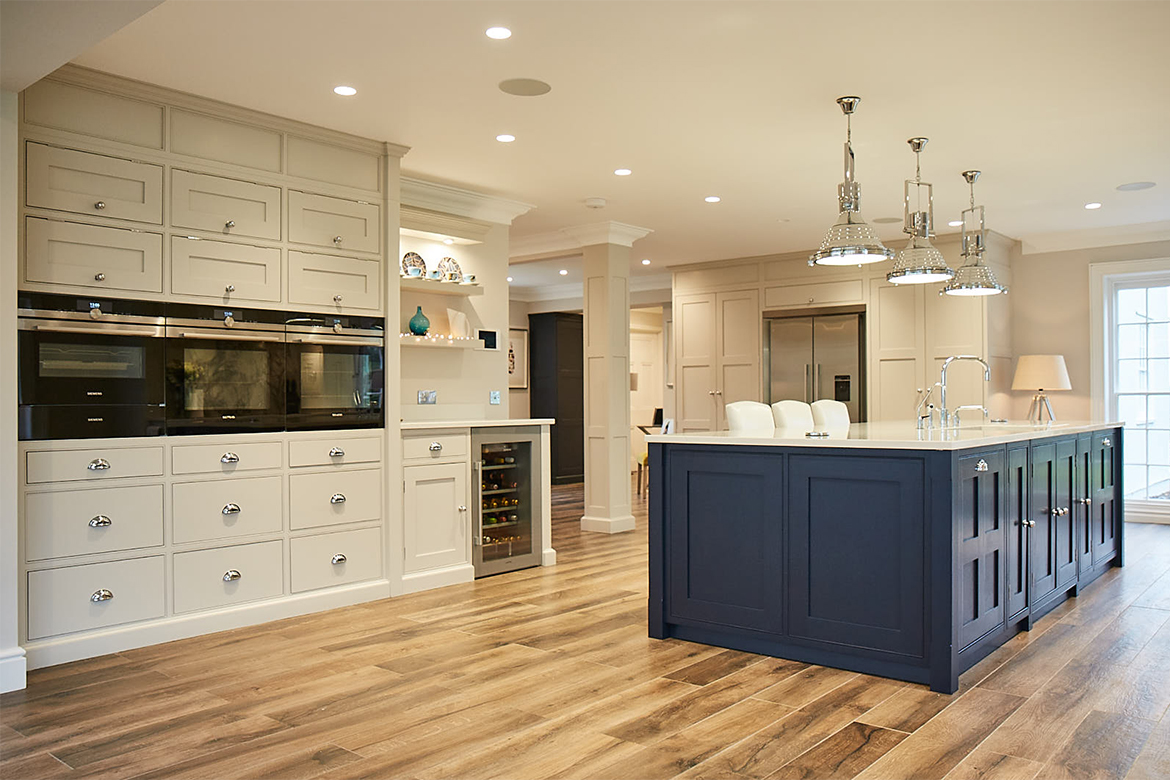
(0, 646), (27, 692)
(401, 563), (474, 594)
(24, 579), (391, 670)
(1127, 501), (1170, 525)
(1129, 514), (1170, 525)
(542, 548), (557, 566)
(580, 514), (636, 534)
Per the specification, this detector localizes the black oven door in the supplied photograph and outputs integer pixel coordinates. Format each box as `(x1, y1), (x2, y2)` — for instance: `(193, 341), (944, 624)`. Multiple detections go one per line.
(286, 335), (384, 430)
(19, 320), (165, 406)
(165, 328), (285, 434)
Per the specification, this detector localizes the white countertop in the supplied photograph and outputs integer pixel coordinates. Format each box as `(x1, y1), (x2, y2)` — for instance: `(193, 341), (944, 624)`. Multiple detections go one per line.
(647, 420), (1121, 451)
(400, 418), (554, 431)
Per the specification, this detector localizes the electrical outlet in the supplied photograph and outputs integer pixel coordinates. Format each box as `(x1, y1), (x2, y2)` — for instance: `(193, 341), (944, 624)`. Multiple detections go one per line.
(489, 390), (501, 405)
(417, 390), (437, 405)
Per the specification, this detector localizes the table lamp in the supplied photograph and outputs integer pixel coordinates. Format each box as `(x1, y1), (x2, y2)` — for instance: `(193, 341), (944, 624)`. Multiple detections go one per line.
(1012, 355), (1071, 422)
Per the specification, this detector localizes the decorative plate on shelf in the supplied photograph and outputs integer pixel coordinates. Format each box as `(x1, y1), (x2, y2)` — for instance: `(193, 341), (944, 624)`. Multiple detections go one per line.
(437, 256), (462, 280)
(401, 252), (426, 276)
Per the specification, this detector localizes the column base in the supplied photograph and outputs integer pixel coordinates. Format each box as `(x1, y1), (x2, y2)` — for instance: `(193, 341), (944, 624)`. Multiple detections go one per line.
(580, 514), (636, 534)
(0, 646), (27, 693)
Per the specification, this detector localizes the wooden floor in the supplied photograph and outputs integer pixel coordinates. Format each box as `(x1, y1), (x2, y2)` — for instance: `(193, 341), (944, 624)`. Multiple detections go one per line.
(3, 485), (1170, 780)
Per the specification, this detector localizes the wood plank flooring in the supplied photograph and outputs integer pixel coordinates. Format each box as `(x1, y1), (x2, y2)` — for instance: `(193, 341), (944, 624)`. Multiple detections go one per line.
(3, 483), (1170, 779)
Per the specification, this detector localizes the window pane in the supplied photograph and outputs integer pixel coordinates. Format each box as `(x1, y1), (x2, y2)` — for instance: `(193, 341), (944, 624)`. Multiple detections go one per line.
(1118, 394), (1147, 426)
(1117, 359), (1147, 392)
(1150, 286), (1170, 322)
(1150, 324), (1170, 358)
(1148, 466), (1170, 500)
(1118, 288), (1147, 324)
(1148, 430), (1170, 465)
(1125, 429), (1147, 463)
(1125, 465), (1148, 499)
(1151, 359), (1170, 392)
(1117, 324), (1145, 359)
(1149, 394), (1170, 428)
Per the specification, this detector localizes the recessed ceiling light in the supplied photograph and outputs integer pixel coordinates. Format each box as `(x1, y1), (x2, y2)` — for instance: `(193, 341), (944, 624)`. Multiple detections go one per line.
(1116, 181), (1156, 192)
(614, 168), (632, 177)
(443, 238), (454, 245)
(948, 220), (963, 227)
(333, 85), (357, 96)
(507, 276), (514, 283)
(496, 134), (515, 143)
(872, 217), (902, 224)
(1085, 202), (1102, 210)
(486, 27), (512, 39)
(498, 78), (551, 97)
(641, 259), (651, 265)
(559, 269), (568, 276)
(704, 196), (721, 203)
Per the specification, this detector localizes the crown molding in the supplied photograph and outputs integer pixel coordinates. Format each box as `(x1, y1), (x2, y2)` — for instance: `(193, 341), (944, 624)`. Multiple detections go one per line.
(400, 205), (491, 243)
(561, 221), (653, 248)
(508, 272), (670, 303)
(510, 221), (653, 259)
(400, 177), (533, 225)
(509, 231), (581, 259)
(1018, 220), (1170, 255)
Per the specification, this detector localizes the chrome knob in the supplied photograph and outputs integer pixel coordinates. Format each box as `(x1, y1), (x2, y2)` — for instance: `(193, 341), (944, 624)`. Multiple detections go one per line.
(331, 554), (347, 565)
(333, 294), (343, 303)
(333, 322), (343, 334)
(1103, 438), (1112, 447)
(87, 458), (111, 471)
(328, 447), (345, 457)
(975, 459), (989, 472)
(222, 503), (241, 515)
(429, 441), (442, 452)
(223, 570), (242, 582)
(1027, 520), (1036, 527)
(1079, 498), (1092, 506)
(330, 493), (346, 504)
(94, 272), (106, 282)
(458, 505), (467, 512)
(89, 306), (103, 319)
(225, 284), (235, 293)
(89, 515), (113, 528)
(225, 220), (235, 229)
(333, 235), (343, 244)
(224, 315), (235, 327)
(220, 452), (239, 464)
(94, 201), (106, 210)
(90, 588), (113, 602)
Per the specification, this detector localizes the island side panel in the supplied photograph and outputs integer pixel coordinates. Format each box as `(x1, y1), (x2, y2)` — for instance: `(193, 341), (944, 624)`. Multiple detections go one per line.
(648, 442), (665, 638)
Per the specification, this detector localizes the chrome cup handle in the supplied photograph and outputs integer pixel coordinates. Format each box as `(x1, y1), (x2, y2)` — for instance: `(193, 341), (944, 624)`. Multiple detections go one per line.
(223, 570), (242, 582)
(90, 588), (113, 602)
(87, 458), (111, 471)
(222, 503), (242, 515)
(331, 554), (347, 565)
(329, 447), (345, 457)
(330, 493), (346, 504)
(220, 452), (240, 464)
(89, 515), (113, 528)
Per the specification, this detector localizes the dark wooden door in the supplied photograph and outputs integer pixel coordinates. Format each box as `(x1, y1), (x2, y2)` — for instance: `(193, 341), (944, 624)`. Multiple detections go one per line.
(1054, 438), (1078, 590)
(666, 447), (784, 633)
(1076, 435), (1094, 575)
(1005, 446), (1030, 622)
(1091, 431), (1120, 565)
(786, 453), (926, 658)
(1030, 442), (1058, 604)
(956, 450), (1006, 650)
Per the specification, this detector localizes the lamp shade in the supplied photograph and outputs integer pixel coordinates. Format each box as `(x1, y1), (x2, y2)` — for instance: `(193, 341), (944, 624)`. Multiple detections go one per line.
(1012, 355), (1072, 391)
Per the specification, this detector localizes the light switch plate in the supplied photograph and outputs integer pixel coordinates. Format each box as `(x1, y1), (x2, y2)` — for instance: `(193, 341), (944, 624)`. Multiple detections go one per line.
(489, 390), (501, 405)
(417, 390), (437, 405)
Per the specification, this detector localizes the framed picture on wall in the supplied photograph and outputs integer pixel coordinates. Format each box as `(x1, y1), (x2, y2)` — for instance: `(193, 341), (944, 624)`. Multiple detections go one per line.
(508, 328), (528, 389)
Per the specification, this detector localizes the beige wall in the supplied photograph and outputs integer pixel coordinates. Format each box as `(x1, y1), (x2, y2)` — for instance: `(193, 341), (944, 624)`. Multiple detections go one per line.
(508, 298), (530, 419)
(1010, 239), (1170, 420)
(399, 226), (511, 421)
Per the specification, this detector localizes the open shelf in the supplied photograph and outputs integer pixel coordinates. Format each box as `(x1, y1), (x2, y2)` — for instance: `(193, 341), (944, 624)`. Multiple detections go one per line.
(399, 334), (482, 349)
(400, 276), (484, 297)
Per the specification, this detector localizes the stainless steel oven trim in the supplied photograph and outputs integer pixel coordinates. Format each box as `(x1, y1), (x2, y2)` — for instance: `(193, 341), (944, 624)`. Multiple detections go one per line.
(286, 334), (383, 347)
(165, 326), (286, 343)
(165, 317), (286, 333)
(19, 320), (165, 337)
(18, 308), (165, 327)
(285, 323), (385, 338)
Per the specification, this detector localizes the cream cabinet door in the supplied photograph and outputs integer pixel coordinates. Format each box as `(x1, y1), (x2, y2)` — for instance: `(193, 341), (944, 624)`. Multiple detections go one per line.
(25, 484), (164, 561)
(172, 541), (284, 614)
(288, 190), (380, 254)
(403, 462), (469, 574)
(925, 291), (988, 413)
(868, 279), (926, 423)
(171, 169), (281, 240)
(288, 468), (382, 530)
(288, 250), (381, 311)
(675, 293), (717, 433)
(27, 556), (165, 640)
(26, 142), (163, 224)
(171, 236), (281, 303)
(25, 217), (163, 293)
(715, 289), (761, 429)
(290, 527), (383, 593)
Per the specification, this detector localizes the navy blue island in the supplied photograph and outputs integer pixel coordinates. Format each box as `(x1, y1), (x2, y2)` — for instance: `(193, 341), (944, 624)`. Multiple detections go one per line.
(647, 421), (1124, 693)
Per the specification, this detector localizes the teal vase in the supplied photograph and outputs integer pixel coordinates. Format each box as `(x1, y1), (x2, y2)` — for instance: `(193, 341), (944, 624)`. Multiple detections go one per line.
(408, 306), (430, 336)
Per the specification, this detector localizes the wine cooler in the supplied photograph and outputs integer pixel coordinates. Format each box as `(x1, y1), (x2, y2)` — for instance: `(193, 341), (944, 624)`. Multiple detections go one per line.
(472, 427), (544, 577)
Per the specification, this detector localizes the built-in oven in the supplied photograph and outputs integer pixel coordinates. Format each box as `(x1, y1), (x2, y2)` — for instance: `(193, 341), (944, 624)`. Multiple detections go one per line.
(164, 304), (286, 434)
(18, 292), (166, 440)
(285, 313), (384, 430)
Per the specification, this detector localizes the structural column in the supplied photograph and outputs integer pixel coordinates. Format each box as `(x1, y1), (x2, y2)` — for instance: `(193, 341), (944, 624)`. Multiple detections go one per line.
(571, 222), (651, 533)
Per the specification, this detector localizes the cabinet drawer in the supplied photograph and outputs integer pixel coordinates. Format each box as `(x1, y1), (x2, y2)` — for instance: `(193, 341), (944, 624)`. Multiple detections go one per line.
(28, 556), (164, 640)
(764, 280), (864, 309)
(172, 476), (283, 544)
(172, 441), (283, 475)
(26, 142), (163, 224)
(403, 432), (469, 463)
(291, 527), (382, 593)
(289, 436), (381, 468)
(171, 169), (281, 240)
(173, 541), (283, 614)
(26, 446), (164, 484)
(289, 468), (382, 530)
(25, 484), (164, 561)
(25, 217), (163, 293)
(288, 190), (380, 254)
(288, 250), (381, 311)
(171, 236), (281, 302)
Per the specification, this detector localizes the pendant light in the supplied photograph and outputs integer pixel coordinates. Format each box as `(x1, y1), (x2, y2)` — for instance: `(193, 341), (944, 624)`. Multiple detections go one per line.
(941, 170), (1007, 296)
(808, 96), (894, 267)
(887, 138), (954, 284)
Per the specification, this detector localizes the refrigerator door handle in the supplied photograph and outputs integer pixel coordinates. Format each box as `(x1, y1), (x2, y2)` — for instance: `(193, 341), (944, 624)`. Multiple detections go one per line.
(473, 461), (483, 546)
(804, 364), (811, 402)
(814, 364), (821, 402)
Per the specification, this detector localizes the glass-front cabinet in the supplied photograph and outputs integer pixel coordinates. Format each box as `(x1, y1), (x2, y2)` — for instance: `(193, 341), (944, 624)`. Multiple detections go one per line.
(472, 428), (543, 576)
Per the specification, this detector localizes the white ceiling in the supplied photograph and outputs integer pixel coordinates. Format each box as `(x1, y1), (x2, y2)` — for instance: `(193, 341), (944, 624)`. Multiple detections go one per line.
(69, 1), (1170, 274)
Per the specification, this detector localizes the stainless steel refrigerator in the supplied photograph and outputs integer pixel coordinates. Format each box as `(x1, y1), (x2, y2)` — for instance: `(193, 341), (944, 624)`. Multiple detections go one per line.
(766, 313), (865, 421)
(472, 426), (544, 577)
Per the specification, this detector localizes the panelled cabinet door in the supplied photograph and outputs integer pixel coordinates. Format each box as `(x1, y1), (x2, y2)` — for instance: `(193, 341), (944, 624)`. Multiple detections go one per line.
(288, 250), (381, 311)
(171, 169), (281, 240)
(26, 142), (163, 224)
(1076, 436), (1094, 575)
(288, 190), (380, 254)
(25, 216), (163, 293)
(715, 289), (761, 429)
(956, 449), (1006, 650)
(403, 462), (469, 573)
(1030, 441), (1059, 604)
(675, 293), (717, 433)
(1053, 438), (1078, 590)
(1005, 447), (1030, 622)
(1091, 432), (1120, 565)
(171, 236), (281, 302)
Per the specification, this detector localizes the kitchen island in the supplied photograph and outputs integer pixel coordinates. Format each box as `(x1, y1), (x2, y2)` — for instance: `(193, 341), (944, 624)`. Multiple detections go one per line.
(646, 421), (1123, 693)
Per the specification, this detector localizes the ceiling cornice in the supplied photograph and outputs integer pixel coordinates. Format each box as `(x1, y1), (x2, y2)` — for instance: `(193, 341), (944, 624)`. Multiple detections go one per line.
(1018, 220), (1170, 255)
(560, 221), (653, 248)
(510, 221), (653, 259)
(509, 272), (670, 303)
(400, 177), (534, 225)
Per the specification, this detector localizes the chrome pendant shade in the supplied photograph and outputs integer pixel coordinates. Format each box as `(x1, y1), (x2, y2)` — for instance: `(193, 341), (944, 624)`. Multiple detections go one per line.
(809, 96), (894, 267)
(888, 138), (954, 285)
(941, 170), (1007, 297)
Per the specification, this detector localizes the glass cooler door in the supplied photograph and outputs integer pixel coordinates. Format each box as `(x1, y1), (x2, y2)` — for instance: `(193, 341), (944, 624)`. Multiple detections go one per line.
(473, 431), (543, 576)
